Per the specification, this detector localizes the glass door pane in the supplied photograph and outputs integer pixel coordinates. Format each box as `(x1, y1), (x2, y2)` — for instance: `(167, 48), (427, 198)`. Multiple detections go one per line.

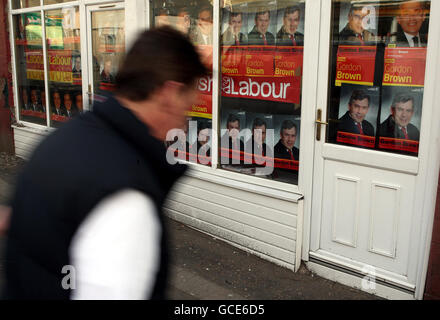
(89, 7), (125, 98)
(326, 0), (431, 157)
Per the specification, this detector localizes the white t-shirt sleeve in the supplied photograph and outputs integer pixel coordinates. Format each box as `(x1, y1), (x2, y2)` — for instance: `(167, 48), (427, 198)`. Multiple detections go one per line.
(69, 189), (161, 300)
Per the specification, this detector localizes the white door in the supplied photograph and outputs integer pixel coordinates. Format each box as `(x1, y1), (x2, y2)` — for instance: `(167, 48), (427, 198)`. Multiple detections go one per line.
(310, 0), (437, 293)
(85, 2), (125, 108)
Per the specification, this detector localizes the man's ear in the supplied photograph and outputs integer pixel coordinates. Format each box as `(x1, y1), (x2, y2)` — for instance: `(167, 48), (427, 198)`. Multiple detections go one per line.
(157, 80), (184, 108)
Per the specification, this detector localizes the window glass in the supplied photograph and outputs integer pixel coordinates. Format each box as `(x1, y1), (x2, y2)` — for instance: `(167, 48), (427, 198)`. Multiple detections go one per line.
(219, 0), (305, 185)
(152, 0), (213, 167)
(90, 9), (125, 96)
(326, 0), (430, 157)
(12, 0), (41, 10)
(13, 13), (47, 125)
(45, 7), (82, 128)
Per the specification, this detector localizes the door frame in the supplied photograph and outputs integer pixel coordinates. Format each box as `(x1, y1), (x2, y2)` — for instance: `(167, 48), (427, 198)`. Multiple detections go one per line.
(302, 0), (440, 300)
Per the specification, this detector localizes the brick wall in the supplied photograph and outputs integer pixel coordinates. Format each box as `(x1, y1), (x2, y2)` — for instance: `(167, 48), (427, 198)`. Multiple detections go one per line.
(0, 0), (14, 154)
(424, 173), (440, 299)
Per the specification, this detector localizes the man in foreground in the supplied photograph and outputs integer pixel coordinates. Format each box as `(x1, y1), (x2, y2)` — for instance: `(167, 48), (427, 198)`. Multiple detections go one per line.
(4, 27), (207, 300)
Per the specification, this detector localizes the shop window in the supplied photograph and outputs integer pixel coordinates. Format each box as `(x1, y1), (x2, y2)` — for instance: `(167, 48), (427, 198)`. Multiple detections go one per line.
(219, 1), (305, 185)
(44, 0), (75, 5)
(326, 0), (430, 157)
(13, 13), (47, 126)
(151, 0), (213, 167)
(45, 7), (82, 128)
(12, 0), (41, 10)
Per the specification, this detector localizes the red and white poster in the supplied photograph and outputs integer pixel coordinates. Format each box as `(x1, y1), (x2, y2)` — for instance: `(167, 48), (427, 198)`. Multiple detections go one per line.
(221, 45), (303, 104)
(335, 45), (377, 87)
(382, 47), (427, 87)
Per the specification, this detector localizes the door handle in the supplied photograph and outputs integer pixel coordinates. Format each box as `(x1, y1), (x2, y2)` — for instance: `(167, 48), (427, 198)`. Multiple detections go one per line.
(316, 109), (328, 141)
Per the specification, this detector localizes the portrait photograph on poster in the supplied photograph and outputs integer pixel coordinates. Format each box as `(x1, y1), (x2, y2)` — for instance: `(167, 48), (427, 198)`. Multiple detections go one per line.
(335, 84), (380, 149)
(378, 86), (423, 155)
(247, 4), (277, 46)
(221, 4), (248, 46)
(275, 2), (305, 47)
(337, 1), (379, 45)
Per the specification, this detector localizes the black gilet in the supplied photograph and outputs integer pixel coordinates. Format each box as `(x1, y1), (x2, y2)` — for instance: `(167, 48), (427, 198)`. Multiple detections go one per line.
(4, 95), (187, 299)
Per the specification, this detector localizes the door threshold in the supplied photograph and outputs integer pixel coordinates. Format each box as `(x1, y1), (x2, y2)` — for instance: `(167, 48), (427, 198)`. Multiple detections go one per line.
(305, 253), (415, 300)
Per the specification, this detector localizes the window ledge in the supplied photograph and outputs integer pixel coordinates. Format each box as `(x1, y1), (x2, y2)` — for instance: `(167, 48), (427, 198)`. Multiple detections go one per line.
(12, 123), (53, 136)
(184, 163), (304, 203)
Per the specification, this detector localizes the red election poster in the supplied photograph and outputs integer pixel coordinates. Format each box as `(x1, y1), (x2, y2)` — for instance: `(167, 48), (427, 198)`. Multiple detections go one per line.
(26, 50), (44, 81)
(186, 75), (213, 119)
(48, 50), (73, 84)
(221, 45), (303, 104)
(382, 47), (427, 87)
(335, 45), (376, 87)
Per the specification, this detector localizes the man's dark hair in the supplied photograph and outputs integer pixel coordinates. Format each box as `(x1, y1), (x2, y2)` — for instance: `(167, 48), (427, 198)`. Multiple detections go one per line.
(226, 113), (240, 126)
(229, 11), (242, 22)
(281, 119), (297, 133)
(349, 89), (371, 106)
(252, 117), (267, 129)
(197, 120), (210, 133)
(115, 27), (208, 101)
(255, 9), (270, 20)
(391, 93), (415, 110)
(284, 5), (301, 18)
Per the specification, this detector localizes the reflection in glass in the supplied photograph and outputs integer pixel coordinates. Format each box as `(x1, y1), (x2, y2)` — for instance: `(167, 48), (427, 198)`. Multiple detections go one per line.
(13, 13), (47, 125)
(45, 8), (82, 128)
(152, 0), (214, 167)
(326, 0), (430, 157)
(90, 9), (125, 96)
(219, 1), (305, 185)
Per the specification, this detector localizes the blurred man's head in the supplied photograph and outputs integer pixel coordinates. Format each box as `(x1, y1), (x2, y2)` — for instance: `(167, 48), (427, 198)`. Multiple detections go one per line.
(280, 120), (297, 150)
(348, 90), (371, 123)
(75, 93), (83, 112)
(115, 27), (207, 140)
(283, 6), (301, 35)
(103, 59), (112, 75)
(397, 1), (425, 36)
(64, 93), (72, 110)
(53, 92), (61, 109)
(253, 118), (267, 145)
(30, 89), (38, 104)
(391, 93), (415, 127)
(255, 10), (270, 34)
(21, 88), (28, 104)
(176, 7), (191, 35)
(198, 121), (210, 146)
(229, 12), (243, 35)
(226, 114), (240, 139)
(41, 91), (46, 107)
(348, 5), (369, 35)
(74, 57), (81, 71)
(198, 7), (212, 35)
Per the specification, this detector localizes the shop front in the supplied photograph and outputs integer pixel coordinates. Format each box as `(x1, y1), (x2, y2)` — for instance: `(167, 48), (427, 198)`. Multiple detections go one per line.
(6, 0), (440, 300)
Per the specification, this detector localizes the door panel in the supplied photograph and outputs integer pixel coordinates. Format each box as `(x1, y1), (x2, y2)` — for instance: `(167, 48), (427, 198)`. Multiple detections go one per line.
(319, 160), (415, 277)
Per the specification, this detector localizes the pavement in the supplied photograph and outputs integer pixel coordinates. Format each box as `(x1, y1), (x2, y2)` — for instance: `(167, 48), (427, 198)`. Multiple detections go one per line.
(0, 153), (380, 300)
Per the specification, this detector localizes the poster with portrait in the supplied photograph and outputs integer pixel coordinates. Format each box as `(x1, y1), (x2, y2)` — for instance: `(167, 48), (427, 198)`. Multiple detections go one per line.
(246, 4), (278, 46)
(221, 3), (248, 46)
(336, 84), (380, 149)
(275, 2), (305, 47)
(338, 1), (378, 39)
(378, 86), (423, 154)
